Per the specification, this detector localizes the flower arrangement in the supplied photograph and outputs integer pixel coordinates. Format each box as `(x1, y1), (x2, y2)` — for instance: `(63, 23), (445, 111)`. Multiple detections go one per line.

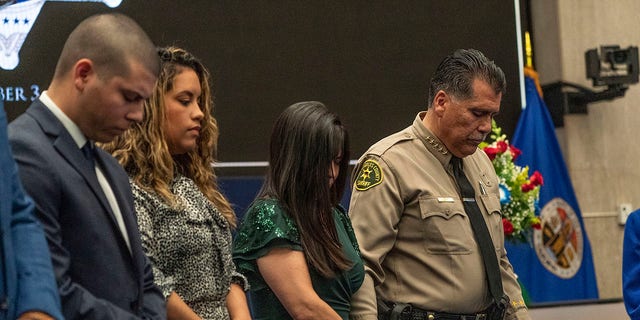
(479, 120), (543, 243)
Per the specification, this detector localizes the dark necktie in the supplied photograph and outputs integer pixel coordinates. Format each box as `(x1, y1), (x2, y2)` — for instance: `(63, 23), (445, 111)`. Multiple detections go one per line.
(451, 156), (505, 306)
(81, 141), (95, 166)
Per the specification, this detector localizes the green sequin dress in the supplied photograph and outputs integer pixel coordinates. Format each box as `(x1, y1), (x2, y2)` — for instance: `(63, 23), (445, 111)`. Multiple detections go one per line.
(232, 198), (364, 319)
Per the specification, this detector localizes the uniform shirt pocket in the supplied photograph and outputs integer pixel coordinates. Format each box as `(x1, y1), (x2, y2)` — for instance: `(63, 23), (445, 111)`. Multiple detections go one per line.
(419, 196), (474, 255)
(479, 193), (504, 251)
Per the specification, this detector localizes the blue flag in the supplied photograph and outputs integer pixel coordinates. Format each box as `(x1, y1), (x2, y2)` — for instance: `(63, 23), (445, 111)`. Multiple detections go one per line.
(505, 73), (599, 303)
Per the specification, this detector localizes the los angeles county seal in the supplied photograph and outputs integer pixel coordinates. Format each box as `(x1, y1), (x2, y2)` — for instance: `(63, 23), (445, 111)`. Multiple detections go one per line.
(533, 197), (584, 279)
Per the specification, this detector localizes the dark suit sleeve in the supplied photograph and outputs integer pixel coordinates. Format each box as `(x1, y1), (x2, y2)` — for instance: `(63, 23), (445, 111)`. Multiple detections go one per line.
(9, 135), (153, 320)
(140, 254), (166, 320)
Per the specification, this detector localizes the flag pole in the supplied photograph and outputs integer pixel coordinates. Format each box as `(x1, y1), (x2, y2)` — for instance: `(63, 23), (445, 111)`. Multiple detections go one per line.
(525, 31), (533, 69)
(524, 31), (543, 97)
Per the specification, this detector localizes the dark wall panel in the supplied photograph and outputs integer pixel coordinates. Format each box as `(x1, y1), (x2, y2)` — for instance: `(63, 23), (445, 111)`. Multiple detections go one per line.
(1, 0), (522, 172)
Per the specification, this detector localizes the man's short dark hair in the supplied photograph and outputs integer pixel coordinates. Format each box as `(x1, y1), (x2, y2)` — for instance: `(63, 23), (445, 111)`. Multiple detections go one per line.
(427, 49), (506, 108)
(54, 13), (159, 80)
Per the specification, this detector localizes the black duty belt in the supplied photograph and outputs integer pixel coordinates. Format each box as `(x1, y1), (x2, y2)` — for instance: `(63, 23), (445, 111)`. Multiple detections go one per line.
(378, 300), (498, 320)
(400, 308), (489, 320)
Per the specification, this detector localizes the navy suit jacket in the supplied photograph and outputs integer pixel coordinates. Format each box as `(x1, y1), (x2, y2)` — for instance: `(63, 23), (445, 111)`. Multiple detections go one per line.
(8, 100), (165, 320)
(1, 102), (62, 320)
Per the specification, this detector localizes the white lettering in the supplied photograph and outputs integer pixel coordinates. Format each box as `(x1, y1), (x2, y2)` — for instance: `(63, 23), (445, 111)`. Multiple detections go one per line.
(15, 87), (27, 101)
(5, 87), (13, 101)
(0, 85), (42, 102)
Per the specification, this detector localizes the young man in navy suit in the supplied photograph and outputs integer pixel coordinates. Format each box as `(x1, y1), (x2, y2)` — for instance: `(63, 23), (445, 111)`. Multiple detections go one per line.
(9, 13), (165, 319)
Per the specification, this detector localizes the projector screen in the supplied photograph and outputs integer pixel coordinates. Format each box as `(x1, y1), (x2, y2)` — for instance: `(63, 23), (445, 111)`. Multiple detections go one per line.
(1, 0), (524, 175)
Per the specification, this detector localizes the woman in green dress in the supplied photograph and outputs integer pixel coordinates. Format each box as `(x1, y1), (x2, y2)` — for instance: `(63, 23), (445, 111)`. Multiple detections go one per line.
(233, 101), (364, 319)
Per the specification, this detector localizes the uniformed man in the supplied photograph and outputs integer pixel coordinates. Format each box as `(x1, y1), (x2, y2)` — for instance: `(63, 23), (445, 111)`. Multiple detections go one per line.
(348, 49), (530, 320)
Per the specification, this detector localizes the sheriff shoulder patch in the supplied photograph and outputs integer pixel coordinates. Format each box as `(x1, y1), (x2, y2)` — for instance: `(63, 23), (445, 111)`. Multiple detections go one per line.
(355, 159), (383, 191)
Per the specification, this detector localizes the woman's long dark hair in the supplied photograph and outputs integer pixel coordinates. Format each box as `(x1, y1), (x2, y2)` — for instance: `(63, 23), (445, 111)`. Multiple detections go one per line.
(258, 101), (351, 278)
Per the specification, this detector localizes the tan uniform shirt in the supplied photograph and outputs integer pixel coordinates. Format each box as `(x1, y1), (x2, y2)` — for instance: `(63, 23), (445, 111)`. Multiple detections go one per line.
(348, 112), (529, 320)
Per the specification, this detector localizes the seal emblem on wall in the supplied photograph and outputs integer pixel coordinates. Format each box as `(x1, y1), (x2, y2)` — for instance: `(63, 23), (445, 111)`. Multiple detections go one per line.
(533, 197), (583, 279)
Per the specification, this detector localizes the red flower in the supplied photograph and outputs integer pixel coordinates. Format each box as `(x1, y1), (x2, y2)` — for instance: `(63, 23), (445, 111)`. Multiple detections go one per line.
(497, 141), (508, 153)
(483, 146), (499, 160)
(509, 145), (522, 160)
(503, 218), (514, 235)
(530, 170), (544, 186)
(521, 183), (535, 192)
(532, 222), (541, 230)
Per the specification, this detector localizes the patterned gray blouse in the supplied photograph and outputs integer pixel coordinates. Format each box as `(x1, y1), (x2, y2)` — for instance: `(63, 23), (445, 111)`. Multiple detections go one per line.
(130, 173), (248, 320)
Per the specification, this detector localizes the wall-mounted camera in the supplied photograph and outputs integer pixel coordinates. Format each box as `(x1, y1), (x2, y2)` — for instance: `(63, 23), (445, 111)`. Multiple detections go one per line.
(585, 45), (639, 87)
(542, 45), (639, 127)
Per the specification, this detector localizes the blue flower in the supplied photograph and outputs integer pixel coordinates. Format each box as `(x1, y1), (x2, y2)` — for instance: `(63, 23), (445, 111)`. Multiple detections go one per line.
(499, 183), (511, 206)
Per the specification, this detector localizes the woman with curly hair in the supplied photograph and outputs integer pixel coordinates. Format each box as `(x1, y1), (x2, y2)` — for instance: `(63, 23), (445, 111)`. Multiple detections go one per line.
(233, 101), (364, 319)
(101, 46), (250, 320)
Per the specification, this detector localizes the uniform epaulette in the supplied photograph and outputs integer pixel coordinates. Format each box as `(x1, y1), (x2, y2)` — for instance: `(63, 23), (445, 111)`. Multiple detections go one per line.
(366, 127), (413, 157)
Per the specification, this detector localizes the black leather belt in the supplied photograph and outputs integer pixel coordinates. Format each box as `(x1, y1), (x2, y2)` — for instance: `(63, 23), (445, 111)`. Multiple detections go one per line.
(378, 301), (494, 320)
(404, 308), (489, 320)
